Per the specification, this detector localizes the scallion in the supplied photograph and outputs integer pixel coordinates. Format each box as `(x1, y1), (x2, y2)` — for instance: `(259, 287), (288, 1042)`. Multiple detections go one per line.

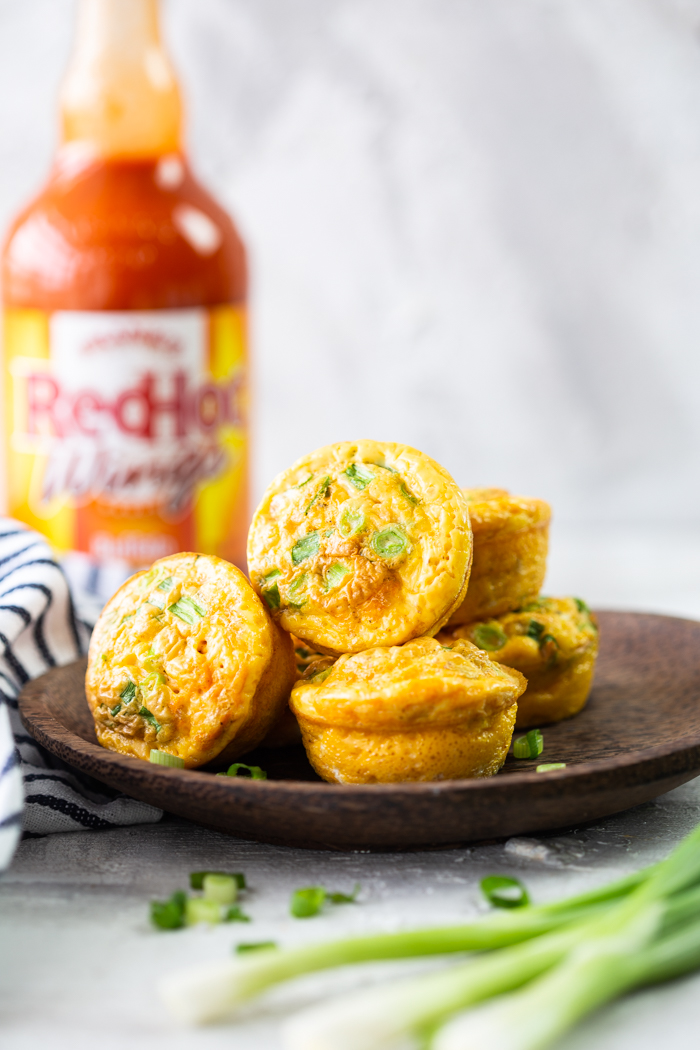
(305, 475), (331, 515)
(151, 890), (187, 930)
(235, 941), (277, 954)
(513, 729), (544, 759)
(338, 506), (366, 539)
(291, 886), (327, 918)
(344, 463), (374, 490)
(325, 563), (349, 591)
(149, 749), (184, 768)
(190, 871), (246, 891)
(399, 482), (419, 505)
(185, 897), (222, 926)
(291, 532), (320, 565)
(537, 763), (566, 773)
(139, 706), (161, 733)
(218, 762), (267, 780)
(157, 576), (174, 591)
(168, 595), (207, 624)
(202, 874), (238, 906)
(525, 619), (545, 641)
(224, 905), (251, 923)
(481, 875), (530, 909)
(370, 525), (409, 559)
(472, 623), (508, 652)
(120, 679), (137, 702)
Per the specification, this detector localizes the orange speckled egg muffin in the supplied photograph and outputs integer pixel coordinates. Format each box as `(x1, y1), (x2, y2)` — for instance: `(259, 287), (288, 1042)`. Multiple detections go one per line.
(85, 553), (296, 767)
(247, 440), (472, 655)
(447, 488), (551, 625)
(440, 596), (598, 729)
(290, 636), (526, 783)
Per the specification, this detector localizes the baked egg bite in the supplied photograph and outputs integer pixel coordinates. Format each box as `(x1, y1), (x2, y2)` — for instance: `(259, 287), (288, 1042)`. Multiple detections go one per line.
(86, 553), (296, 767)
(439, 596), (598, 729)
(247, 440), (472, 655)
(289, 636), (526, 783)
(447, 488), (551, 625)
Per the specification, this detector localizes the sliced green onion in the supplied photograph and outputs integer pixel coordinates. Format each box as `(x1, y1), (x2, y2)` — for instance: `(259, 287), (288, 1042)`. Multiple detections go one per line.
(296, 474), (313, 488)
(328, 883), (361, 904)
(540, 633), (559, 658)
(287, 574), (308, 609)
(157, 576), (174, 591)
(235, 941), (277, 953)
(307, 667), (332, 685)
(148, 593), (166, 610)
(262, 583), (281, 611)
(150, 749), (184, 768)
(223, 906), (251, 923)
(399, 482), (419, 506)
(374, 462), (397, 473)
(537, 763), (567, 773)
(525, 619), (545, 641)
(185, 897), (221, 926)
(325, 562), (349, 591)
(305, 475), (332, 515)
(370, 524), (409, 559)
(472, 623), (508, 651)
(291, 532), (320, 565)
(291, 886), (327, 918)
(139, 706), (162, 733)
(142, 670), (167, 692)
(190, 871), (246, 891)
(338, 506), (366, 539)
(481, 876), (530, 909)
(513, 729), (544, 759)
(221, 762), (267, 780)
(110, 702), (122, 717)
(344, 463), (374, 490)
(120, 679), (137, 702)
(574, 598), (590, 613)
(203, 874), (238, 905)
(168, 595), (207, 624)
(150, 890), (187, 930)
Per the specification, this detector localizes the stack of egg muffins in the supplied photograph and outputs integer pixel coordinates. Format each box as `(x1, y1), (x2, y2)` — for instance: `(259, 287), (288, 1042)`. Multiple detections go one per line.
(85, 441), (598, 783)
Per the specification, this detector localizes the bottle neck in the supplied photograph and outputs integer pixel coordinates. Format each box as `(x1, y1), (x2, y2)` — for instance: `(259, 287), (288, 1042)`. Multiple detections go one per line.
(59, 0), (183, 160)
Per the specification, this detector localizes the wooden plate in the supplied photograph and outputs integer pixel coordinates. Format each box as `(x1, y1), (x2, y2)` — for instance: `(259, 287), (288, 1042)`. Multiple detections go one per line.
(18, 611), (700, 851)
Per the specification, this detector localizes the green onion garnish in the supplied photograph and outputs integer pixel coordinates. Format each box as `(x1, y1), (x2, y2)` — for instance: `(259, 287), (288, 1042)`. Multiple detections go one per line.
(291, 886), (328, 918)
(168, 595), (207, 624)
(150, 750), (184, 768)
(305, 475), (331, 515)
(219, 762), (267, 780)
(203, 873), (238, 905)
(513, 729), (544, 759)
(190, 871), (246, 891)
(139, 706), (162, 733)
(297, 474), (313, 488)
(290, 884), (360, 918)
(344, 463), (374, 490)
(150, 890), (187, 930)
(481, 875), (530, 909)
(525, 619), (545, 641)
(399, 482), (419, 505)
(110, 702), (122, 716)
(262, 583), (281, 611)
(291, 532), (320, 565)
(185, 897), (221, 926)
(471, 623), (508, 651)
(307, 667), (332, 684)
(325, 563), (349, 590)
(235, 941), (277, 953)
(370, 525), (409, 559)
(157, 576), (174, 591)
(223, 906), (251, 923)
(120, 679), (137, 702)
(574, 598), (590, 612)
(338, 506), (366, 538)
(537, 763), (567, 773)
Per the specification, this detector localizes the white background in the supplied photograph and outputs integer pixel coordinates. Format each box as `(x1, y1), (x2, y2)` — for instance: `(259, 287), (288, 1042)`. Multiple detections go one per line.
(1, 0), (699, 613)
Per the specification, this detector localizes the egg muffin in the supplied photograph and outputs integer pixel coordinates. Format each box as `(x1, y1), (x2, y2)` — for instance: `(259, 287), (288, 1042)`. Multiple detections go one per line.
(440, 596), (598, 728)
(290, 637), (526, 783)
(447, 488), (551, 625)
(247, 440), (472, 654)
(86, 553), (296, 767)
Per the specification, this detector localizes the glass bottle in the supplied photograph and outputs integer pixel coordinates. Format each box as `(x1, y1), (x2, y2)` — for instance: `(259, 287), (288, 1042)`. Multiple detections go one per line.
(2, 0), (248, 601)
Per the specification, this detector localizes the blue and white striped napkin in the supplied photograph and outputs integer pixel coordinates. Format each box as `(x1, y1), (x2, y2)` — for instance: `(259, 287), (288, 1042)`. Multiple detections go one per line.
(0, 521), (161, 871)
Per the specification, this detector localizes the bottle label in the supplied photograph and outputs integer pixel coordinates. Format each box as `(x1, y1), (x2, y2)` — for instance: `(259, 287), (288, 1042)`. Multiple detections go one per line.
(4, 306), (248, 571)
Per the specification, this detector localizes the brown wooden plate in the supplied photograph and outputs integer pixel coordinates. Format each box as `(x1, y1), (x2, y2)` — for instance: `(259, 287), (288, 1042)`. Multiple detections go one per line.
(18, 611), (700, 850)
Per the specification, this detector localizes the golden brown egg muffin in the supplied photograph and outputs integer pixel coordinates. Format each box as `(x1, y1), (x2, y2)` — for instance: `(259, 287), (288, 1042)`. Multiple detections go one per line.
(86, 553), (296, 767)
(289, 637), (526, 783)
(447, 488), (551, 625)
(247, 441), (473, 655)
(439, 596), (598, 729)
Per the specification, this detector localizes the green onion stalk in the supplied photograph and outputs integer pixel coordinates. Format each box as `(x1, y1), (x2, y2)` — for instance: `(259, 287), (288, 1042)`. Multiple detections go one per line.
(157, 867), (650, 1024)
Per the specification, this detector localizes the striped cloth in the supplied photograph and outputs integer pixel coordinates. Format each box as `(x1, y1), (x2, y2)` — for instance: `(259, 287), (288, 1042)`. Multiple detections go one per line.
(0, 521), (162, 871)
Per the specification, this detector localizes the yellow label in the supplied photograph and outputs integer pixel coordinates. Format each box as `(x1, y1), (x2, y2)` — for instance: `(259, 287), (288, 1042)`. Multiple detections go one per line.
(3, 306), (248, 570)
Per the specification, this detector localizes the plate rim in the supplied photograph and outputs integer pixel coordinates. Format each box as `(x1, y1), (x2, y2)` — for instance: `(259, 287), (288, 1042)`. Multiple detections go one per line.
(18, 608), (700, 798)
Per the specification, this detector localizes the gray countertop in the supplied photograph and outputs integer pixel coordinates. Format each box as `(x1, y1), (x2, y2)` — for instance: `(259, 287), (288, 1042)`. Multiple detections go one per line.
(3, 777), (700, 1050)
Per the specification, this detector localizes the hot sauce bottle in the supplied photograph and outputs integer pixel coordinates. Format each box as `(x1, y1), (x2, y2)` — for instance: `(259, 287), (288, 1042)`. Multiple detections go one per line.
(2, 0), (248, 597)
